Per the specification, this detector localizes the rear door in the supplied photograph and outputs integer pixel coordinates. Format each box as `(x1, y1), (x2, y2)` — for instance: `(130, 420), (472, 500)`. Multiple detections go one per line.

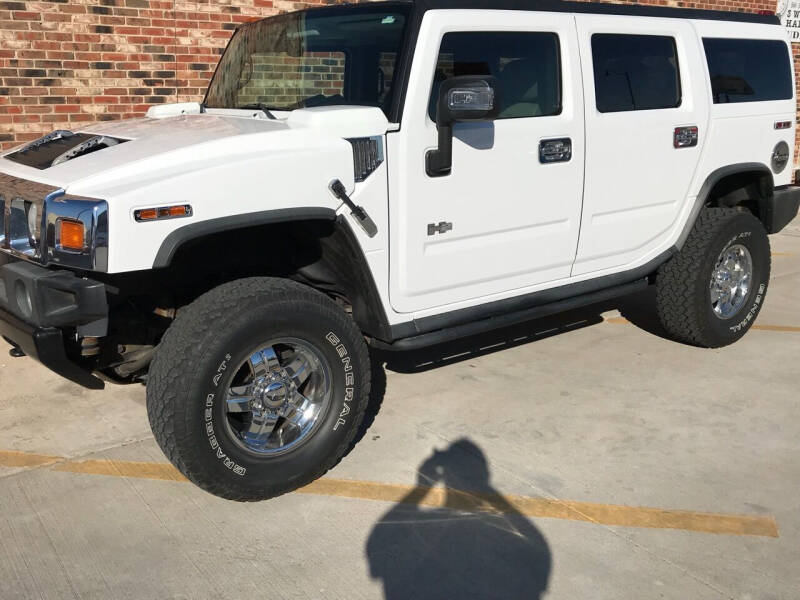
(388, 10), (585, 314)
(572, 16), (710, 276)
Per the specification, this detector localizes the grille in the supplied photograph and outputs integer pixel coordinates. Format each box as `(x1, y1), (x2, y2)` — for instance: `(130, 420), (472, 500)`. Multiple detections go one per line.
(348, 137), (384, 182)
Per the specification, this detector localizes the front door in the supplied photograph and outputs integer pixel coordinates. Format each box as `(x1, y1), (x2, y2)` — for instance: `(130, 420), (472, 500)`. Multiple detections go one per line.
(388, 11), (585, 314)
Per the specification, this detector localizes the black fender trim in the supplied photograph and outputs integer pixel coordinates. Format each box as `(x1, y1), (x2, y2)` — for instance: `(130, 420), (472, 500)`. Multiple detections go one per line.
(676, 163), (773, 250)
(152, 207), (337, 269)
(299, 217), (394, 342)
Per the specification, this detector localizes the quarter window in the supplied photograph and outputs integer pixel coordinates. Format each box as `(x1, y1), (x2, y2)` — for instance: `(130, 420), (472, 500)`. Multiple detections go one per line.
(702, 38), (792, 104)
(591, 34), (681, 113)
(428, 32), (561, 120)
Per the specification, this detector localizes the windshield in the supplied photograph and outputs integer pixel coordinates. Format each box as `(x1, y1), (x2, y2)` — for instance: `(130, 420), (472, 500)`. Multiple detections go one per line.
(205, 4), (411, 117)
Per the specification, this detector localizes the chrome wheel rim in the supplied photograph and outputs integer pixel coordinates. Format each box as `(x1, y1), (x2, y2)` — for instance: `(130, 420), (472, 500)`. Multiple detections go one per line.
(709, 243), (753, 320)
(223, 338), (332, 456)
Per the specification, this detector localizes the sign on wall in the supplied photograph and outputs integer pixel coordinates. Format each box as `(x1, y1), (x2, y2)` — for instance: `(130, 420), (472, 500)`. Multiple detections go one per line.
(778, 0), (800, 41)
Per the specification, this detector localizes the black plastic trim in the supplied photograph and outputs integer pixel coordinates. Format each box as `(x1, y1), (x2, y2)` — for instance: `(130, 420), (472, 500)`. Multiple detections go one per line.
(152, 208), (337, 269)
(0, 307), (104, 389)
(299, 217), (394, 342)
(373, 278), (648, 351)
(389, 249), (674, 341)
(677, 162), (773, 249)
(0, 258), (108, 329)
(766, 185), (800, 233)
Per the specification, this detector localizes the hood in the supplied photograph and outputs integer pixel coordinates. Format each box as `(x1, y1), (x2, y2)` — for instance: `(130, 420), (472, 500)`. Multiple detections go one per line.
(0, 105), (390, 197)
(0, 114), (286, 188)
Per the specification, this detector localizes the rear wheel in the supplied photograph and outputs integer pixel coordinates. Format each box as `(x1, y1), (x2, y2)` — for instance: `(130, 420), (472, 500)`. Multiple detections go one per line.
(146, 277), (370, 501)
(656, 207), (771, 348)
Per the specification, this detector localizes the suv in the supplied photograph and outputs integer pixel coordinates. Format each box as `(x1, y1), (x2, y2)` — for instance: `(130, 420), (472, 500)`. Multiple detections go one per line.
(1, 0), (798, 501)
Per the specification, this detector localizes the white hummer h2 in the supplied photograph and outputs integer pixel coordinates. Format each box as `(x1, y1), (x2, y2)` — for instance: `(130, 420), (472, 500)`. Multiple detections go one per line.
(1, 0), (798, 500)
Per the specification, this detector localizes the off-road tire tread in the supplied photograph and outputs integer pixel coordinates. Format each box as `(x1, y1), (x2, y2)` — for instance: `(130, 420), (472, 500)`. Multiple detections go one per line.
(146, 277), (370, 501)
(656, 207), (769, 347)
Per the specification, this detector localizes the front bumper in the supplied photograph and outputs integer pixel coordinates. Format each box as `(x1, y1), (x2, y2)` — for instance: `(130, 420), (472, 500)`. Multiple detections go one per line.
(0, 255), (107, 389)
(766, 185), (800, 234)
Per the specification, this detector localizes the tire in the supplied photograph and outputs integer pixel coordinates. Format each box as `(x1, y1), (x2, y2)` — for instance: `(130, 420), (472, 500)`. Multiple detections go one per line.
(656, 207), (771, 348)
(146, 277), (370, 501)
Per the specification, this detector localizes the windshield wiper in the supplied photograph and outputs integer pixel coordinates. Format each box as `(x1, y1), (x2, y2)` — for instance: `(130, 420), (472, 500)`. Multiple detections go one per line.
(236, 103), (279, 120)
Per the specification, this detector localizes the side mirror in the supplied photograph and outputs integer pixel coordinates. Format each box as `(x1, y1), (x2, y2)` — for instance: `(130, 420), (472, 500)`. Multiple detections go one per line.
(426, 75), (500, 177)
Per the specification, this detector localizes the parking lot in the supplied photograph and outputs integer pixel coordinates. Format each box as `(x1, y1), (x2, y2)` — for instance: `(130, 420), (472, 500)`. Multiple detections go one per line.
(0, 216), (798, 600)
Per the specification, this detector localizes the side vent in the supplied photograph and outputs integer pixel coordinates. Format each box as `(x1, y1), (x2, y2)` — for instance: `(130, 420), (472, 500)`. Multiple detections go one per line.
(347, 137), (384, 182)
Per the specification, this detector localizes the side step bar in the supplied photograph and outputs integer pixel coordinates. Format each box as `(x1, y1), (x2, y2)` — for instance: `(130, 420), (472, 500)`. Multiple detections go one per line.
(370, 278), (648, 352)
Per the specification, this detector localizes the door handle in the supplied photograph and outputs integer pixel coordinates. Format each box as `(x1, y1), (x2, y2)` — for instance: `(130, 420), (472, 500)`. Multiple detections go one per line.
(539, 138), (572, 164)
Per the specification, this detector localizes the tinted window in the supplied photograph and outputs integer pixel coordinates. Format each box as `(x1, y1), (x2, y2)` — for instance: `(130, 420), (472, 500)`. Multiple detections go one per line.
(703, 38), (792, 103)
(205, 6), (410, 118)
(591, 34), (681, 113)
(429, 32), (561, 120)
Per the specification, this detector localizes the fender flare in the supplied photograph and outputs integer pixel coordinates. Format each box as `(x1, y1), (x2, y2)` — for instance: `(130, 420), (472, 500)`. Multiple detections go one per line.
(676, 162), (773, 250)
(152, 207), (337, 269)
(151, 208), (394, 342)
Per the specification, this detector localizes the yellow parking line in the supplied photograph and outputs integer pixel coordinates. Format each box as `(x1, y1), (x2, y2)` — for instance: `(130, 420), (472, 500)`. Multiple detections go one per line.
(605, 316), (800, 332)
(54, 459), (188, 482)
(0, 449), (62, 468)
(0, 449), (774, 537)
(299, 479), (778, 537)
(748, 324), (800, 332)
(772, 252), (794, 257)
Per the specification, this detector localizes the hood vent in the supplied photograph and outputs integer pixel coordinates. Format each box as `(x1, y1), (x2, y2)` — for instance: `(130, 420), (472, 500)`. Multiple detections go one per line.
(4, 130), (127, 170)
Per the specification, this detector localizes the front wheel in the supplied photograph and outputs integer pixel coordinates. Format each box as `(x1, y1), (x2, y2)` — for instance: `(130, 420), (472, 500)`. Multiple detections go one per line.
(656, 207), (771, 348)
(146, 278), (371, 501)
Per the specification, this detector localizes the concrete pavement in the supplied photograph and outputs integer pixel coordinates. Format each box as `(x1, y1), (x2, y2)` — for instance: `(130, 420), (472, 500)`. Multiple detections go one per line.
(1, 217), (799, 600)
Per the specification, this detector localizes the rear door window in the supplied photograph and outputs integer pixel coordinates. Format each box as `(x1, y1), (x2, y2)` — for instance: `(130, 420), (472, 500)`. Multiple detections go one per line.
(702, 38), (792, 103)
(591, 33), (681, 113)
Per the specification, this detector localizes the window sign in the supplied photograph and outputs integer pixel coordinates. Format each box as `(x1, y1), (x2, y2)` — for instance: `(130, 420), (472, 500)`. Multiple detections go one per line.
(778, 0), (800, 42)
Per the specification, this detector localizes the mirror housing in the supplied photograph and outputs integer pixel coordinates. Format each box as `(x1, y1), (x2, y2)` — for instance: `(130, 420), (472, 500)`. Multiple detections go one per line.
(426, 75), (500, 177)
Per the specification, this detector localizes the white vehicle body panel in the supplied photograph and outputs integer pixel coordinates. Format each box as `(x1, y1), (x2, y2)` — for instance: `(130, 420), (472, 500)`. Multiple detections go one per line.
(0, 107), (398, 274)
(571, 15), (710, 276)
(689, 19), (795, 194)
(388, 10), (586, 314)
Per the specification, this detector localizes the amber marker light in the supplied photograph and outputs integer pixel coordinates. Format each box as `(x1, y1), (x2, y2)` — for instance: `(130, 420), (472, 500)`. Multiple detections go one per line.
(57, 219), (86, 251)
(134, 204), (193, 222)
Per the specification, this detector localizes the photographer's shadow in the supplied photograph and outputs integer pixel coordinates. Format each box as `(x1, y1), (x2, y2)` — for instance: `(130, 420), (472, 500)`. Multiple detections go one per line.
(366, 439), (551, 600)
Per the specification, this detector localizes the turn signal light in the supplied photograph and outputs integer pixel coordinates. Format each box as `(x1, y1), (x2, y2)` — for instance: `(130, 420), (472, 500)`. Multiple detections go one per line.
(134, 204), (193, 222)
(57, 219), (85, 251)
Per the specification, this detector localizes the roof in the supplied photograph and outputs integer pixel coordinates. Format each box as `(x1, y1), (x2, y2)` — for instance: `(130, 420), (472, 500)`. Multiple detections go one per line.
(413, 0), (779, 24)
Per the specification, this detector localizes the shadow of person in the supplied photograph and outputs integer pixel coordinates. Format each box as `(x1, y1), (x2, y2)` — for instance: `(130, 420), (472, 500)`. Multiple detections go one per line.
(366, 439), (551, 600)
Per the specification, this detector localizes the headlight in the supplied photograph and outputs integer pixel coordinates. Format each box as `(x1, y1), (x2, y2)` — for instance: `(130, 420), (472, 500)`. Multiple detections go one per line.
(26, 201), (39, 245)
(8, 198), (39, 258)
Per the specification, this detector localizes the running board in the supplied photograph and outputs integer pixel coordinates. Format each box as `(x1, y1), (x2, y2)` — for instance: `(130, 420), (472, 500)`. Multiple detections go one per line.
(370, 278), (648, 352)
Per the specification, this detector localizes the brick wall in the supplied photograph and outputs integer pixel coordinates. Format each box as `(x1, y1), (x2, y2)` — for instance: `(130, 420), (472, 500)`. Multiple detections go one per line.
(237, 52), (345, 107)
(1, 0), (795, 160)
(0, 0), (329, 150)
